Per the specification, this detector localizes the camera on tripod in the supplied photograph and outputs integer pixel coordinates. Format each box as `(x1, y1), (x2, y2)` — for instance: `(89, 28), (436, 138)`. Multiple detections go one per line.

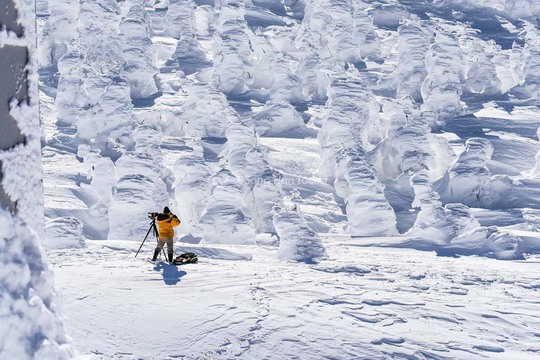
(148, 212), (158, 219)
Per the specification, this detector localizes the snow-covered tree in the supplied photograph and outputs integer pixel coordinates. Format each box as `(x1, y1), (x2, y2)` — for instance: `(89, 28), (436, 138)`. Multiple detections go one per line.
(421, 32), (465, 122)
(250, 101), (306, 137)
(108, 126), (170, 239)
(435, 137), (496, 207)
(1, 0), (74, 357)
(247, 28), (304, 103)
(352, 1), (381, 60)
(512, 22), (540, 100)
(39, 0), (80, 69)
(211, 0), (252, 95)
(274, 202), (326, 263)
(191, 169), (256, 244)
(465, 43), (502, 96)
(533, 128), (540, 176)
(224, 121), (282, 234)
(393, 22), (431, 102)
(75, 0), (135, 148)
(120, 0), (159, 99)
(166, 0), (208, 72)
(173, 141), (211, 235)
(319, 68), (398, 236)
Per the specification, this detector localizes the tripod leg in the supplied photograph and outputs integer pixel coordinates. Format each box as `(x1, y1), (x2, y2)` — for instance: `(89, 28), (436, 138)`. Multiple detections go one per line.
(135, 222), (154, 258)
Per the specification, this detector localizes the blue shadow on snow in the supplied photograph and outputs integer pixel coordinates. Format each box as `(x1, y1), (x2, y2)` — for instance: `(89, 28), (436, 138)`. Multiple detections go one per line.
(153, 262), (187, 286)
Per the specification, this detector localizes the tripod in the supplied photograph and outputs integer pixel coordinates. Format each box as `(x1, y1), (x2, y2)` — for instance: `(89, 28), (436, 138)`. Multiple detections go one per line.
(135, 219), (167, 259)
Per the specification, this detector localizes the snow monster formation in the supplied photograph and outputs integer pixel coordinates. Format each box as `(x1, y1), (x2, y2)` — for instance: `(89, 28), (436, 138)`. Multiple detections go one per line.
(319, 68), (398, 236)
(37, 0), (540, 261)
(0, 0), (74, 358)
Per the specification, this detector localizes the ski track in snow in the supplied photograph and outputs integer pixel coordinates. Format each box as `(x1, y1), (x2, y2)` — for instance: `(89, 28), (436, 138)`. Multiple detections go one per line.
(48, 240), (540, 359)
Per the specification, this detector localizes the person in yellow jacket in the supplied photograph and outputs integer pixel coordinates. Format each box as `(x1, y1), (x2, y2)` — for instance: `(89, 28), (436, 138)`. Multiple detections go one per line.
(152, 206), (181, 262)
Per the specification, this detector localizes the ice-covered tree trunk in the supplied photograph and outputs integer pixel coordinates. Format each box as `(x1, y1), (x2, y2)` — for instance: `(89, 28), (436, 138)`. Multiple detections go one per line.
(293, 0), (345, 102)
(247, 28), (304, 103)
(274, 203), (326, 263)
(244, 148), (284, 233)
(375, 100), (431, 182)
(465, 43), (502, 96)
(173, 141), (211, 235)
(319, 69), (398, 236)
(533, 128), (540, 176)
(0, 1), (73, 357)
(335, 150), (398, 236)
(191, 169), (256, 244)
(38, 0), (79, 69)
(212, 0), (252, 96)
(512, 22), (540, 100)
(108, 126), (170, 240)
(421, 32), (465, 123)
(172, 82), (237, 138)
(55, 52), (82, 127)
(393, 22), (431, 102)
(351, 1), (380, 60)
(163, 0), (196, 39)
(309, 0), (359, 64)
(318, 72), (376, 179)
(225, 122), (283, 233)
(74, 0), (135, 150)
(166, 0), (207, 72)
(42, 0), (81, 127)
(407, 168), (461, 244)
(435, 138), (497, 208)
(294, 40), (331, 102)
(120, 0), (159, 99)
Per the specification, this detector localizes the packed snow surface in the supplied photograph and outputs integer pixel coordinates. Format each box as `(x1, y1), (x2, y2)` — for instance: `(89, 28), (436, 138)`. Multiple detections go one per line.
(48, 239), (540, 359)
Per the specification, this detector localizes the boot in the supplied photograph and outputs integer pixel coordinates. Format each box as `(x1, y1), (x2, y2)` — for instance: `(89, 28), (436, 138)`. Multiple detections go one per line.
(168, 252), (174, 263)
(151, 249), (160, 261)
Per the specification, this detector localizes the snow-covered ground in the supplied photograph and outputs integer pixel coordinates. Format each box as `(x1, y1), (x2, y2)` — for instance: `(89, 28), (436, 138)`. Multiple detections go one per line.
(49, 240), (540, 359)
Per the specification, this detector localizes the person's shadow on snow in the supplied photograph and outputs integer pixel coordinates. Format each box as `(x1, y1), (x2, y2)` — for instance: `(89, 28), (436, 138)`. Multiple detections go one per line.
(153, 262), (186, 286)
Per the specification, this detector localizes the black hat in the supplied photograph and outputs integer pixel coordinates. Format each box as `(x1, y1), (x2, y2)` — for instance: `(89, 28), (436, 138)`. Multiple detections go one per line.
(164, 206), (171, 214)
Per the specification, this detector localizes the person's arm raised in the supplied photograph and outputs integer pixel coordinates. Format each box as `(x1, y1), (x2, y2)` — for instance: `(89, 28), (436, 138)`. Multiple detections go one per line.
(171, 215), (181, 226)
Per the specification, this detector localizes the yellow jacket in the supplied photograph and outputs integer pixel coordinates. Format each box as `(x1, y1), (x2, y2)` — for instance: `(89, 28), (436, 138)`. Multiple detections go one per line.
(156, 213), (181, 239)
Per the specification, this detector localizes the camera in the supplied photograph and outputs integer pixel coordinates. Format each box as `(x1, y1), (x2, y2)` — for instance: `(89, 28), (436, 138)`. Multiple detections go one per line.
(148, 212), (158, 219)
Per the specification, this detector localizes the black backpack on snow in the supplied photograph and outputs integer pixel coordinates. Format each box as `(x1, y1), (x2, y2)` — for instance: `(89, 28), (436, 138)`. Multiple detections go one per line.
(173, 252), (198, 265)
